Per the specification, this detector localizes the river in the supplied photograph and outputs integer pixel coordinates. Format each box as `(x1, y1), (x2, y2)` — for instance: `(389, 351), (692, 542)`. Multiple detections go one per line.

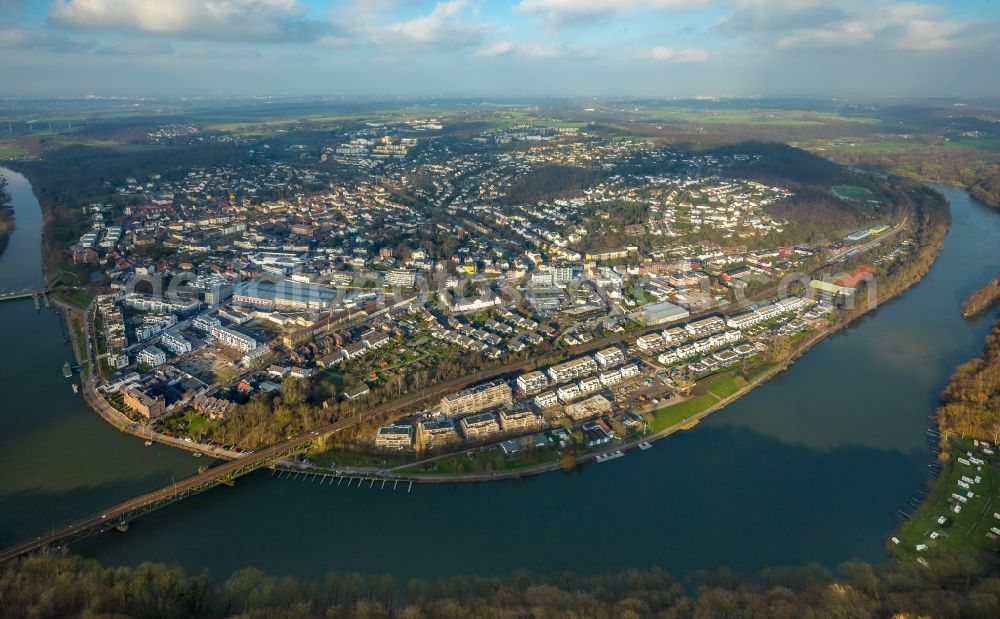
(0, 168), (997, 581)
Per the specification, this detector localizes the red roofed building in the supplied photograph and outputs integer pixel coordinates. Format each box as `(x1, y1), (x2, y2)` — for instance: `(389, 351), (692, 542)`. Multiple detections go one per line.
(835, 265), (877, 289)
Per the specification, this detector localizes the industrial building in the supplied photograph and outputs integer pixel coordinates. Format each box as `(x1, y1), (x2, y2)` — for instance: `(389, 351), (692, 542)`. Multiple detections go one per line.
(641, 301), (690, 326)
(233, 280), (336, 311)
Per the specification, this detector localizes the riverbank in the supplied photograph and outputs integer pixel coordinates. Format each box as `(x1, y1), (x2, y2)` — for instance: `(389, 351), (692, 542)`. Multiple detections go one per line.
(891, 317), (1000, 572)
(286, 188), (952, 485)
(0, 176), (14, 260)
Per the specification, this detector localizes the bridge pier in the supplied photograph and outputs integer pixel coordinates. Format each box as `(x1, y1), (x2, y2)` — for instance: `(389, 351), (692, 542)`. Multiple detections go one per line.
(224, 479), (235, 487)
(115, 522), (129, 533)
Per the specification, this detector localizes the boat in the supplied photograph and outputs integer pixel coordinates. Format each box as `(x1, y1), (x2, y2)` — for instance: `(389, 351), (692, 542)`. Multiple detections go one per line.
(143, 440), (153, 447)
(62, 362), (72, 378)
(71, 384), (79, 394)
(192, 452), (202, 458)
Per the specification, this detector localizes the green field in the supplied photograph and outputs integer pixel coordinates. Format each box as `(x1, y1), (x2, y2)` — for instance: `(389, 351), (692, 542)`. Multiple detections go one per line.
(0, 144), (27, 159)
(891, 441), (999, 570)
(833, 185), (875, 199)
(649, 393), (717, 433)
(399, 445), (562, 476)
(632, 108), (880, 127)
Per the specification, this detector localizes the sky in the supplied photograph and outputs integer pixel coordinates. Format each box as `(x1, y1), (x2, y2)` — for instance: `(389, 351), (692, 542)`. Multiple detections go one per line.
(1, 0), (999, 98)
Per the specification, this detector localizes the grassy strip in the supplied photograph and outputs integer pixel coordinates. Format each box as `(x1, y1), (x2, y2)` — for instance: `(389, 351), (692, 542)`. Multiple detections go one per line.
(891, 442), (999, 570)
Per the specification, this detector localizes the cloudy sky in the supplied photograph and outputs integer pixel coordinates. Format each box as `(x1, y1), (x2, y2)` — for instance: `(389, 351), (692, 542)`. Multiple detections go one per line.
(1, 0), (998, 98)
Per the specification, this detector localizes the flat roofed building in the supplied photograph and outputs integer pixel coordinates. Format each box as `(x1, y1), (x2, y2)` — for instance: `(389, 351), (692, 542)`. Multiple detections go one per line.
(641, 301), (690, 326)
(460, 412), (501, 441)
(440, 379), (512, 416)
(578, 376), (602, 394)
(375, 424), (413, 450)
(417, 417), (458, 450)
(594, 346), (626, 368)
(556, 383), (581, 404)
(136, 345), (167, 367)
(159, 331), (192, 355)
(123, 387), (165, 419)
(233, 280), (335, 311)
(620, 363), (640, 379)
(599, 369), (622, 386)
(499, 408), (543, 433)
(516, 370), (549, 394)
(211, 325), (259, 352)
(685, 316), (726, 337)
(636, 333), (666, 352)
(564, 394), (612, 422)
(533, 391), (559, 409)
(547, 356), (598, 384)
(385, 269), (417, 288)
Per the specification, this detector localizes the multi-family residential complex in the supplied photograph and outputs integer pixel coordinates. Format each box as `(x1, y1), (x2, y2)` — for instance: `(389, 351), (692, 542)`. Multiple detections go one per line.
(375, 424), (414, 449)
(460, 412), (501, 441)
(416, 417), (459, 450)
(210, 325), (259, 352)
(123, 387), (166, 419)
(498, 408), (544, 433)
(439, 380), (512, 416)
(516, 370), (549, 395)
(547, 356), (598, 384)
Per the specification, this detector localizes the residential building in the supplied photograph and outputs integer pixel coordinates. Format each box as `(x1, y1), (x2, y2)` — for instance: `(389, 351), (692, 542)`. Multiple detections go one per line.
(159, 331), (192, 355)
(516, 370), (549, 395)
(440, 379), (512, 416)
(385, 269), (417, 288)
(417, 417), (458, 450)
(123, 387), (165, 419)
(594, 346), (626, 368)
(136, 346), (167, 367)
(211, 325), (259, 352)
(533, 391), (559, 409)
(564, 394), (612, 422)
(460, 412), (501, 441)
(556, 383), (581, 403)
(499, 408), (543, 433)
(547, 356), (597, 383)
(375, 424), (413, 450)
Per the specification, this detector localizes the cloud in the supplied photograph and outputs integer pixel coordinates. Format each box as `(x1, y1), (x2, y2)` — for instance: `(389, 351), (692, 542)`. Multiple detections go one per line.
(515, 0), (711, 23)
(0, 28), (93, 53)
(474, 41), (515, 57)
(96, 40), (175, 56)
(49, 0), (330, 42)
(473, 40), (597, 60)
(640, 45), (708, 62)
(720, 1), (986, 52)
(375, 0), (491, 51)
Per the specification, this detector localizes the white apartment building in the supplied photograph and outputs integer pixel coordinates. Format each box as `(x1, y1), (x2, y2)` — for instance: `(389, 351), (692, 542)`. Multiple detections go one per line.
(211, 325), (259, 352)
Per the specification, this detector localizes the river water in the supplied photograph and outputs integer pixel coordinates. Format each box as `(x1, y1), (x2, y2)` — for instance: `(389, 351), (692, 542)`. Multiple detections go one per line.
(0, 168), (997, 581)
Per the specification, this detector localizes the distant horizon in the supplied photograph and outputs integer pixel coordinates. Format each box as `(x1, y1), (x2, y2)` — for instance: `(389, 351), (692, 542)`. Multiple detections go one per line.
(2, 1), (999, 98)
(2, 94), (1000, 106)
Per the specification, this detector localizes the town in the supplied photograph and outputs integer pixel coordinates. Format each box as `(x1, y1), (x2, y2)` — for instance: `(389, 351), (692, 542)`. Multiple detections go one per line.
(63, 120), (913, 478)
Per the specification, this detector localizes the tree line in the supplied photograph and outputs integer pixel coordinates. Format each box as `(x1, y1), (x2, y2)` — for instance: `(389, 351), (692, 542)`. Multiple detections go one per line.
(937, 318), (1000, 444)
(962, 273), (1000, 318)
(5, 550), (1000, 618)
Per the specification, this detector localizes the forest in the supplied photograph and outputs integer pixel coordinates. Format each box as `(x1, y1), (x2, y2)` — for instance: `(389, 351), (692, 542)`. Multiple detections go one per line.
(962, 274), (1000, 318)
(5, 550), (1000, 619)
(937, 319), (1000, 444)
(971, 175), (1000, 210)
